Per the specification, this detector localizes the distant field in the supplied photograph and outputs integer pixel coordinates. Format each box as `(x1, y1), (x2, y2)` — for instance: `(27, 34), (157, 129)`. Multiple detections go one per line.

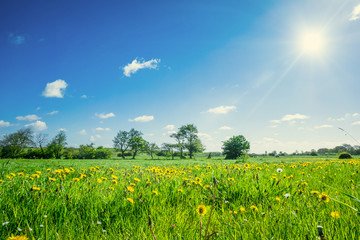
(1, 156), (359, 239)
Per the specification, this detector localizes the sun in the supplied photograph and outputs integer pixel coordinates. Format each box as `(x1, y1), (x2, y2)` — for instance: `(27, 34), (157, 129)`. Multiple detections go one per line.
(300, 31), (325, 55)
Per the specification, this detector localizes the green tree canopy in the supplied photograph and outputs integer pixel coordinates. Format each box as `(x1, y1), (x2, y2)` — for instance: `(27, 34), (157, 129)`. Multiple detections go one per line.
(47, 131), (67, 159)
(0, 128), (34, 158)
(222, 135), (250, 159)
(179, 124), (205, 159)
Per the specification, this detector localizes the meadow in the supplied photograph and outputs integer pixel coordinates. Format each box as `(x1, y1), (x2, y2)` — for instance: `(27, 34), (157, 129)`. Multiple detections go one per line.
(0, 156), (359, 239)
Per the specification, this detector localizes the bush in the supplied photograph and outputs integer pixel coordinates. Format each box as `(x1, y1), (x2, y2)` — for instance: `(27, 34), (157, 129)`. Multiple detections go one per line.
(338, 152), (352, 159)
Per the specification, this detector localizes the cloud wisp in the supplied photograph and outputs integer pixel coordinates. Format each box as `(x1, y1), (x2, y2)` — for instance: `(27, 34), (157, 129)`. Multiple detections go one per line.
(129, 115), (154, 122)
(95, 127), (111, 131)
(25, 121), (48, 131)
(219, 126), (233, 130)
(95, 113), (115, 119)
(16, 114), (41, 121)
(350, 4), (360, 21)
(0, 120), (11, 128)
(123, 58), (160, 77)
(207, 105), (236, 114)
(42, 79), (68, 98)
(47, 111), (59, 115)
(8, 33), (25, 45)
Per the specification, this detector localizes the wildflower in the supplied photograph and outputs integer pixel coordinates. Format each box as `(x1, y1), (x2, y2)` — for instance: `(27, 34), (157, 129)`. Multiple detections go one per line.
(112, 175), (118, 179)
(134, 178), (140, 182)
(250, 205), (258, 211)
(276, 197), (280, 201)
(152, 190), (159, 195)
(17, 227), (22, 232)
(97, 179), (102, 183)
(130, 183), (136, 186)
(40, 225), (44, 228)
(178, 189), (183, 193)
(284, 193), (291, 199)
(31, 186), (40, 191)
(7, 235), (29, 240)
(196, 205), (207, 216)
(319, 193), (330, 203)
(73, 178), (80, 181)
(228, 178), (234, 181)
(301, 182), (308, 186)
(244, 163), (250, 168)
(112, 180), (118, 185)
(126, 198), (134, 204)
(102, 229), (106, 233)
(109, 187), (114, 191)
(229, 210), (233, 214)
(277, 168), (283, 173)
(97, 221), (101, 225)
(310, 191), (319, 195)
(331, 211), (340, 219)
(233, 211), (238, 214)
(240, 207), (245, 212)
(2, 221), (9, 226)
(127, 186), (135, 192)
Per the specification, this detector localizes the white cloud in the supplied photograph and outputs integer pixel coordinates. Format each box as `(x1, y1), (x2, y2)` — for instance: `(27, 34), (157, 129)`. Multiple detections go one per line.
(95, 134), (101, 139)
(352, 121), (360, 125)
(57, 128), (67, 132)
(47, 110), (59, 115)
(35, 107), (40, 111)
(164, 124), (175, 130)
(78, 129), (87, 135)
(95, 127), (111, 131)
(123, 58), (160, 77)
(16, 114), (41, 121)
(25, 121), (47, 131)
(95, 112), (115, 119)
(281, 114), (309, 121)
(42, 79), (68, 98)
(314, 125), (333, 129)
(89, 136), (96, 142)
(353, 113), (360, 117)
(81, 95), (88, 99)
(129, 115), (154, 122)
(197, 132), (213, 141)
(0, 120), (11, 128)
(350, 4), (360, 21)
(207, 105), (236, 114)
(8, 33), (25, 45)
(219, 126), (233, 130)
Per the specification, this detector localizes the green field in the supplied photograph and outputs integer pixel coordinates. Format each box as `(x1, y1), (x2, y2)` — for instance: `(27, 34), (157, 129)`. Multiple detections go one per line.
(1, 156), (359, 239)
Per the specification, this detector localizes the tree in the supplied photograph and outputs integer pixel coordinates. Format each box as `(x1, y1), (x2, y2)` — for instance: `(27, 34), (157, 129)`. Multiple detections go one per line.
(161, 143), (176, 160)
(222, 135), (250, 159)
(179, 124), (205, 159)
(128, 128), (144, 159)
(0, 128), (34, 158)
(113, 130), (130, 159)
(144, 141), (159, 159)
(34, 133), (48, 156)
(47, 131), (67, 159)
(170, 132), (186, 159)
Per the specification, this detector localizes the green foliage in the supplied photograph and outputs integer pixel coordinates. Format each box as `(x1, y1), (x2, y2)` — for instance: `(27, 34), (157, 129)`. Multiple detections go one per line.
(47, 131), (67, 159)
(338, 152), (352, 159)
(222, 135), (250, 159)
(0, 128), (34, 158)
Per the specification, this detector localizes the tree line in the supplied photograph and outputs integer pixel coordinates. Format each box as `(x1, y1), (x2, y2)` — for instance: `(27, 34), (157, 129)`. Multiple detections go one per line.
(0, 123), (251, 160)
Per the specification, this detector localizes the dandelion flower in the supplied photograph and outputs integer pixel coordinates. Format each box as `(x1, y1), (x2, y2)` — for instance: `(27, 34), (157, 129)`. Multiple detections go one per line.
(152, 190), (158, 195)
(319, 193), (330, 203)
(31, 187), (40, 191)
(240, 207), (245, 212)
(310, 191), (319, 195)
(196, 205), (207, 215)
(178, 189), (183, 193)
(276, 197), (280, 201)
(277, 168), (283, 173)
(7, 234), (29, 240)
(250, 205), (258, 211)
(331, 211), (340, 219)
(127, 186), (135, 192)
(134, 178), (141, 182)
(97, 179), (102, 183)
(126, 198), (134, 204)
(284, 193), (291, 199)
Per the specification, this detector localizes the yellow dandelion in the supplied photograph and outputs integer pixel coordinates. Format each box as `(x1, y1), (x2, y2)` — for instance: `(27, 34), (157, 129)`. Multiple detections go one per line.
(276, 197), (280, 201)
(250, 205), (258, 211)
(127, 186), (135, 192)
(319, 193), (330, 203)
(126, 198), (134, 204)
(197, 205), (207, 216)
(112, 175), (118, 179)
(178, 189), (183, 193)
(31, 186), (40, 191)
(134, 178), (141, 182)
(130, 183), (136, 186)
(244, 163), (250, 168)
(112, 180), (118, 185)
(228, 178), (234, 181)
(152, 190), (159, 195)
(240, 207), (245, 212)
(310, 191), (319, 195)
(97, 179), (102, 183)
(229, 210), (233, 214)
(7, 234), (29, 240)
(233, 211), (238, 214)
(331, 211), (340, 219)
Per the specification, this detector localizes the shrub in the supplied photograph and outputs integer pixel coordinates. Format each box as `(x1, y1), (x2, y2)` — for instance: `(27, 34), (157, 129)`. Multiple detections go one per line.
(338, 152), (352, 159)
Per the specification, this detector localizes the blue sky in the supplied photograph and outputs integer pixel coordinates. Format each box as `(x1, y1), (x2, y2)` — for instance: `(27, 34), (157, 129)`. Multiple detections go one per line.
(1, 0), (360, 153)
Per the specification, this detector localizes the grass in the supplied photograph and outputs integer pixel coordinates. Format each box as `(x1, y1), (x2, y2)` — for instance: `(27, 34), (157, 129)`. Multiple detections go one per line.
(0, 156), (359, 239)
